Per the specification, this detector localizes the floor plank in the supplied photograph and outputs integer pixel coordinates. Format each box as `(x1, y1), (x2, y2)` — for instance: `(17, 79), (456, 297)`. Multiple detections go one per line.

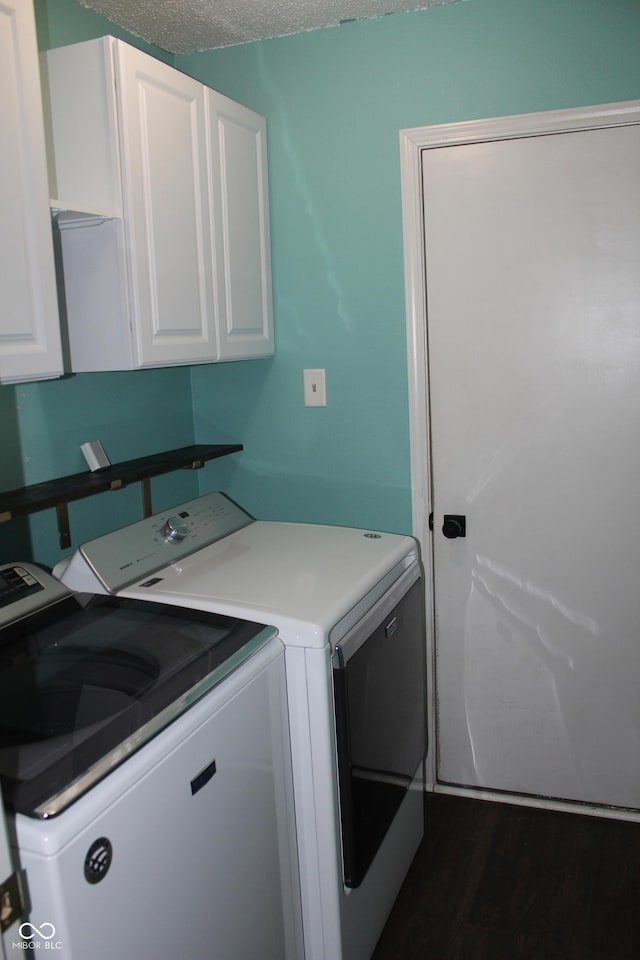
(371, 794), (640, 960)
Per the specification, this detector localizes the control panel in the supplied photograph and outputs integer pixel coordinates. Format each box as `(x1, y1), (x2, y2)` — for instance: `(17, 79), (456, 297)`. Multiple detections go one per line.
(0, 563), (71, 627)
(69, 492), (254, 594)
(0, 565), (42, 609)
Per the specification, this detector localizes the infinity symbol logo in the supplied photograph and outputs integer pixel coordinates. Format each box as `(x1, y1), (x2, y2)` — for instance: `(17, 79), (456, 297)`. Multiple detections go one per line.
(19, 922), (56, 940)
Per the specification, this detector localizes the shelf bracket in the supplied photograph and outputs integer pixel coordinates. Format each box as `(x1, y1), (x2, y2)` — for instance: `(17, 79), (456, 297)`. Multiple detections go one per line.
(141, 478), (153, 518)
(55, 502), (71, 550)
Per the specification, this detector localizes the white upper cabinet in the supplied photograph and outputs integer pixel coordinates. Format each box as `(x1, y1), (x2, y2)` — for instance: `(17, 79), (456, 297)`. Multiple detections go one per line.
(208, 92), (273, 360)
(0, 0), (62, 384)
(114, 41), (216, 366)
(44, 36), (273, 371)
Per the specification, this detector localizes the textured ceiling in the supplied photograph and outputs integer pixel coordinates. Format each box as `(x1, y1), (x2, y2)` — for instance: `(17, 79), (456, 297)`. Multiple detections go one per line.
(79, 0), (457, 54)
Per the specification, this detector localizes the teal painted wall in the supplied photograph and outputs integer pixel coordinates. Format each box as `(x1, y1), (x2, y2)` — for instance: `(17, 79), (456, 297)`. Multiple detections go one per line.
(178, 0), (640, 527)
(2, 0), (640, 569)
(1, 369), (199, 567)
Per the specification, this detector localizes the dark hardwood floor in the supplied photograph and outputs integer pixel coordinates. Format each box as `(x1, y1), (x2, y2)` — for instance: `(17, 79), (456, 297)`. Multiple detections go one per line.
(371, 793), (640, 960)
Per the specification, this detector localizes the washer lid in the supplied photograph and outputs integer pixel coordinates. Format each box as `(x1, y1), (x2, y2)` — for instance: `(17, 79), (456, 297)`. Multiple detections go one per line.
(0, 592), (274, 818)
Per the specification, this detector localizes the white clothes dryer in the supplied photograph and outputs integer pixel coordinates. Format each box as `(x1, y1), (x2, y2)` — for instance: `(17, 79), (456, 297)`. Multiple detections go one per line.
(56, 492), (427, 960)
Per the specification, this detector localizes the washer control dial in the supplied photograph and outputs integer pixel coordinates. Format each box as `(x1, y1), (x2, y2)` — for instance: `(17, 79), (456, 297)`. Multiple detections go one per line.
(161, 516), (189, 543)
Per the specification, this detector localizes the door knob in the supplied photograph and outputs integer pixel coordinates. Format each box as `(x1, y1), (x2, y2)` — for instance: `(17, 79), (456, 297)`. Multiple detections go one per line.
(442, 515), (466, 539)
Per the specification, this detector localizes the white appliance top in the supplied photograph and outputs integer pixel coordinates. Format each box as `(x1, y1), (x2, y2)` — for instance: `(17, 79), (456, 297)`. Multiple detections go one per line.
(55, 493), (419, 650)
(122, 521), (417, 647)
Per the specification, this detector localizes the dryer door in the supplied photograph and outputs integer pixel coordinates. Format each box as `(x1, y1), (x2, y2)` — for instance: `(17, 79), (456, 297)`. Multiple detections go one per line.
(332, 564), (426, 888)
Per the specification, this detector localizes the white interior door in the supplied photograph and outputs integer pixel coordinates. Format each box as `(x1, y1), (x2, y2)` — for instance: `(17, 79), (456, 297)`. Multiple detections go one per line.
(423, 119), (640, 809)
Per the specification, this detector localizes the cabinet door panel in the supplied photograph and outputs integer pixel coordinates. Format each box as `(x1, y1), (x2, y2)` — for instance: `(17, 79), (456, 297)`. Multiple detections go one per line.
(0, 0), (62, 384)
(208, 93), (273, 360)
(115, 44), (216, 366)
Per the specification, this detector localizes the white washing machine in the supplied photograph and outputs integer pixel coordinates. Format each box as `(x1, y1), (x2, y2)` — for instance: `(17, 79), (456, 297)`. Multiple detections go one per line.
(0, 562), (302, 960)
(56, 492), (428, 960)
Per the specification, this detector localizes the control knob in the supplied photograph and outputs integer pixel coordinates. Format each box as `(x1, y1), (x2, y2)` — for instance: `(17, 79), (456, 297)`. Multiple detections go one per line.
(161, 516), (189, 543)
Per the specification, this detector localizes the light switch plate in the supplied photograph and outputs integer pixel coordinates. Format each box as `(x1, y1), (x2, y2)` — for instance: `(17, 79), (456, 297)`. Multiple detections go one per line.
(304, 369), (326, 406)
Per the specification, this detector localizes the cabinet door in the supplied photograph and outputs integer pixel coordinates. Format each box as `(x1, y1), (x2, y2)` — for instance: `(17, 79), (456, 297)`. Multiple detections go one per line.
(0, 0), (62, 384)
(114, 42), (217, 366)
(208, 93), (274, 360)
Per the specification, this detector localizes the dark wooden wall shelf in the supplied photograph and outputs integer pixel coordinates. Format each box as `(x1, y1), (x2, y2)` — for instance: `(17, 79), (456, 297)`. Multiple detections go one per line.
(0, 443), (242, 548)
